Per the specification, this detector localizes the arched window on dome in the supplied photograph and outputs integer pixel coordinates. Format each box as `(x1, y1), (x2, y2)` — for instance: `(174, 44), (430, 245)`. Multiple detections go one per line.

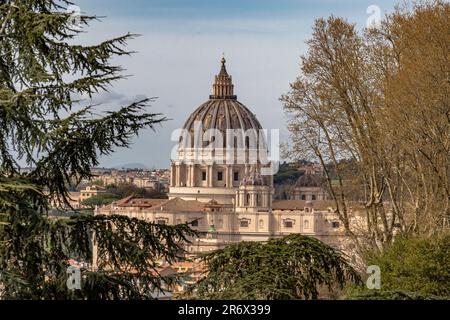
(246, 193), (251, 206)
(204, 114), (212, 128)
(189, 129), (195, 148)
(218, 114), (224, 129)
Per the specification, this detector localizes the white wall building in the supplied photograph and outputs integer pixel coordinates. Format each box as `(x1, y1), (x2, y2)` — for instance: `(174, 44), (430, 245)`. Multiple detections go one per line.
(96, 57), (354, 256)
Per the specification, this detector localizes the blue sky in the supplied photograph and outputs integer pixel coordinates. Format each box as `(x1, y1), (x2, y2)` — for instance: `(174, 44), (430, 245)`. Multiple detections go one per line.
(73, 0), (397, 168)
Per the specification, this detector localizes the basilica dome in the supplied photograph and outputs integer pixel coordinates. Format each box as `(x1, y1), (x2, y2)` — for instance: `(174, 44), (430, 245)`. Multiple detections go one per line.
(169, 56), (272, 205)
(180, 57), (263, 148)
(183, 99), (262, 134)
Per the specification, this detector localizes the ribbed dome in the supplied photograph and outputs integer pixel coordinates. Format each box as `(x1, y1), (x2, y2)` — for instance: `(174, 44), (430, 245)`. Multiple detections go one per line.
(183, 99), (262, 133)
(180, 56), (263, 149)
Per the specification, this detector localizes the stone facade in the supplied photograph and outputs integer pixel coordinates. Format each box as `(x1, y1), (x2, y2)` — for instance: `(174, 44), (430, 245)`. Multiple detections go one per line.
(95, 57), (352, 259)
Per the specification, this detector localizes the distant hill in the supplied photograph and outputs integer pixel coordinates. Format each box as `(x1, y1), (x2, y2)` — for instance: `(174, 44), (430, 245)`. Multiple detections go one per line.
(112, 163), (149, 170)
(274, 162), (302, 185)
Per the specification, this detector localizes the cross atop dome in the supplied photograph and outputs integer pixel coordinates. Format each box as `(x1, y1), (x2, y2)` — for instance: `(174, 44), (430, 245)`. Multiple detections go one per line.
(210, 54), (237, 100)
(219, 53), (227, 75)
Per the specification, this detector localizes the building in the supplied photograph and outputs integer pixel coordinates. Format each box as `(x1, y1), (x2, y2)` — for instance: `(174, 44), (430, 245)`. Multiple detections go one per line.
(96, 57), (353, 257)
(49, 185), (106, 209)
(290, 168), (329, 201)
(79, 185), (107, 203)
(94, 169), (168, 192)
(168, 55), (273, 204)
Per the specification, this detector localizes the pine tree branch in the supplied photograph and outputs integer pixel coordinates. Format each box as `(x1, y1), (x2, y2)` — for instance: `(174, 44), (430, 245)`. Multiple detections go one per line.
(0, 1), (17, 40)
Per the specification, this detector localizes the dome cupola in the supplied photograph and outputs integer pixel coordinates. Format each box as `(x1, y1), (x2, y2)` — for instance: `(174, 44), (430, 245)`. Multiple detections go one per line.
(169, 56), (273, 205)
(210, 55), (236, 100)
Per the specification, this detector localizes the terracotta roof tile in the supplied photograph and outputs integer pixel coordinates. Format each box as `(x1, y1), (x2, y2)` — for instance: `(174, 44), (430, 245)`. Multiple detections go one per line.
(150, 198), (206, 212)
(112, 196), (166, 208)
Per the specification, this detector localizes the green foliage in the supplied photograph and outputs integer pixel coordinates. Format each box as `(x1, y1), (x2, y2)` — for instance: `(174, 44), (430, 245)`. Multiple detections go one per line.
(80, 193), (120, 207)
(0, 204), (196, 299)
(347, 290), (444, 300)
(346, 234), (450, 299)
(189, 234), (362, 300)
(273, 163), (302, 184)
(90, 179), (104, 187)
(0, 0), (193, 299)
(106, 183), (168, 199)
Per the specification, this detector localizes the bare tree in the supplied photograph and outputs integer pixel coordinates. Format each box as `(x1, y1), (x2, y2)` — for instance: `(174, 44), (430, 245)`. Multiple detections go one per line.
(282, 1), (449, 255)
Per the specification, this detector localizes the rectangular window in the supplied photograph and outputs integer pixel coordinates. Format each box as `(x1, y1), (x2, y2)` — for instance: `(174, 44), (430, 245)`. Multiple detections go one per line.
(332, 221), (340, 228)
(202, 171), (207, 181)
(156, 219), (166, 225)
(284, 220), (294, 228)
(234, 171), (239, 181)
(217, 172), (223, 181)
(240, 220), (249, 228)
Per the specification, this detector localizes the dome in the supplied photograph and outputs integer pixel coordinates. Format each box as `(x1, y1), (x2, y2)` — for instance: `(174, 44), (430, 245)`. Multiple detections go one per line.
(295, 172), (323, 188)
(183, 99), (262, 134)
(180, 56), (263, 149)
(240, 171), (266, 186)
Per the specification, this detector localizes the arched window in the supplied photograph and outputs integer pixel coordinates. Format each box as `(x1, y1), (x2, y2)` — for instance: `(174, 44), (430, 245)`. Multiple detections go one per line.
(218, 115), (224, 130)
(246, 193), (251, 206)
(301, 195), (306, 200)
(259, 219), (264, 228)
(312, 195), (317, 201)
(304, 219), (310, 229)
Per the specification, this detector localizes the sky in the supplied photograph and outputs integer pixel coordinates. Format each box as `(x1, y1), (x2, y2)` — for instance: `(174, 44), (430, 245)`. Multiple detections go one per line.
(72, 0), (397, 169)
